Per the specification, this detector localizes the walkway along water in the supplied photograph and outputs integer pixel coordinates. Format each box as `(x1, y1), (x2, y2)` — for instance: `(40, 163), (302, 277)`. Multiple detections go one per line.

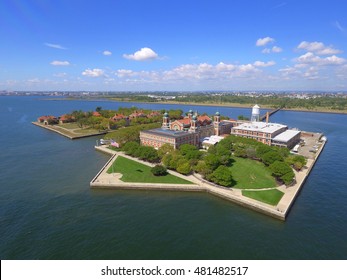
(91, 139), (326, 220)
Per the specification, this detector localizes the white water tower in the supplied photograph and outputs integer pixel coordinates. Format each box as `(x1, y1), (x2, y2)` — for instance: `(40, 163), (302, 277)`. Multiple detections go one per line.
(251, 104), (260, 122)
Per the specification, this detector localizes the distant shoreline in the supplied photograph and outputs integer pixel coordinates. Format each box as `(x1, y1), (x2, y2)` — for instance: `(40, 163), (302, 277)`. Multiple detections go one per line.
(41, 97), (347, 115)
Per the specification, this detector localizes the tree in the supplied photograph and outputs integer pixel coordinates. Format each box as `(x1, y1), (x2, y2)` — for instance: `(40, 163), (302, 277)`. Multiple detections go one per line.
(122, 141), (140, 156)
(137, 146), (159, 163)
(194, 160), (213, 178)
(209, 166), (234, 187)
(151, 165), (168, 176)
(261, 151), (283, 165)
(95, 106), (102, 112)
(269, 161), (295, 185)
(203, 153), (221, 171)
(285, 155), (307, 171)
(256, 144), (272, 158)
(176, 159), (191, 175)
(158, 143), (174, 159)
(179, 144), (202, 161)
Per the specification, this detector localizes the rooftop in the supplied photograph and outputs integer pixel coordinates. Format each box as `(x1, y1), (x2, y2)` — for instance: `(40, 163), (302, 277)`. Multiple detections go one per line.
(272, 129), (301, 143)
(234, 121), (287, 134)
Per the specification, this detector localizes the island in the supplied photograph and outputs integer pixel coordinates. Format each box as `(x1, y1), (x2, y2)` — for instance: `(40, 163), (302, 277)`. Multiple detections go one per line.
(89, 105), (327, 220)
(33, 104), (326, 220)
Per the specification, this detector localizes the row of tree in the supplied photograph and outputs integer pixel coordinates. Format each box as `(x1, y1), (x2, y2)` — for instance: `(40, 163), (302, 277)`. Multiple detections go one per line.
(114, 133), (306, 187)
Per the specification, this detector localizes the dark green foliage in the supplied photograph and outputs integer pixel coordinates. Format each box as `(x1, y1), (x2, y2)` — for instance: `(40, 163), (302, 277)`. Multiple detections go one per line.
(256, 144), (272, 158)
(269, 161), (295, 185)
(261, 151), (283, 165)
(285, 154), (307, 171)
(151, 165), (168, 176)
(209, 166), (234, 187)
(137, 146), (159, 163)
(203, 153), (221, 171)
(179, 144), (202, 160)
(122, 141), (140, 155)
(168, 109), (183, 120)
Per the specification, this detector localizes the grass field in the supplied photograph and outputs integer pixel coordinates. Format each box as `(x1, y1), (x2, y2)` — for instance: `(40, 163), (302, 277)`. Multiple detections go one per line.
(107, 156), (193, 184)
(229, 156), (277, 189)
(242, 189), (284, 206)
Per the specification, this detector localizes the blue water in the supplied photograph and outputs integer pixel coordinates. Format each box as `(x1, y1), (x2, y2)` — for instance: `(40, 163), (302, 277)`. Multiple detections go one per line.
(0, 96), (346, 259)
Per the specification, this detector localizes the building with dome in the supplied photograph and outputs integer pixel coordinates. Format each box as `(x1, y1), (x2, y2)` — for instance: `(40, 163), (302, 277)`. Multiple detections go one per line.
(140, 110), (234, 149)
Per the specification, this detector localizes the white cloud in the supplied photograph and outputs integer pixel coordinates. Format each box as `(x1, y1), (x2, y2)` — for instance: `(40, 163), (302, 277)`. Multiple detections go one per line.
(45, 43), (67, 50)
(254, 60), (276, 67)
(50, 60), (70, 66)
(256, 37), (275, 46)
(123, 47), (158, 61)
(296, 52), (346, 65)
(262, 46), (282, 53)
(103, 50), (112, 56)
(82, 68), (104, 77)
(334, 21), (345, 32)
(297, 41), (342, 55)
(116, 69), (135, 77)
(53, 72), (67, 77)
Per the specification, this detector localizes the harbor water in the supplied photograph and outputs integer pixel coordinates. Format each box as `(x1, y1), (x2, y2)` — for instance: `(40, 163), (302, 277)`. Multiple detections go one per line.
(0, 96), (346, 259)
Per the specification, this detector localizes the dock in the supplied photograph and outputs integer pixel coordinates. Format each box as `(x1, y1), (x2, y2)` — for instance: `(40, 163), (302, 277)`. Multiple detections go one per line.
(260, 107), (282, 121)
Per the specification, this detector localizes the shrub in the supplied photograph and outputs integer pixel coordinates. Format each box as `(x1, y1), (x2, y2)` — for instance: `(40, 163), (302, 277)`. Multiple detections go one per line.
(209, 166), (234, 187)
(151, 165), (168, 176)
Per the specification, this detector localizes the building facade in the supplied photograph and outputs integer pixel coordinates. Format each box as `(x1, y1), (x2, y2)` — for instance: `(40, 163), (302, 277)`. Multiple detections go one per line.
(140, 111), (233, 149)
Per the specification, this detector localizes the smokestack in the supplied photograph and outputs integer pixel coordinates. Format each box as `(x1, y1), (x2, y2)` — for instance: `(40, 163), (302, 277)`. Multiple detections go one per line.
(266, 111), (269, 124)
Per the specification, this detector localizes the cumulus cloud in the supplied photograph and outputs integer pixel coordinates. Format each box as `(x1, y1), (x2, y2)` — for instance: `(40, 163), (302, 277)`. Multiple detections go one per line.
(253, 60), (276, 67)
(82, 68), (104, 77)
(262, 46), (283, 53)
(45, 43), (67, 50)
(297, 41), (342, 55)
(50, 60), (70, 66)
(103, 50), (112, 56)
(296, 52), (346, 65)
(123, 47), (158, 61)
(256, 37), (275, 46)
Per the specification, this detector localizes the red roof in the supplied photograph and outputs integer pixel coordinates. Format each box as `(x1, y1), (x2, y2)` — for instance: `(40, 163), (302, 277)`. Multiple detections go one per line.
(177, 118), (191, 125)
(197, 115), (211, 123)
(93, 111), (101, 117)
(38, 115), (57, 121)
(111, 113), (126, 120)
(129, 111), (146, 118)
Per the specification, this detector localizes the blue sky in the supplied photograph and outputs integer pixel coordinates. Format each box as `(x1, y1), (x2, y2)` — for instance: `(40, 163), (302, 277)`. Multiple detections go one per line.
(1, 0), (346, 91)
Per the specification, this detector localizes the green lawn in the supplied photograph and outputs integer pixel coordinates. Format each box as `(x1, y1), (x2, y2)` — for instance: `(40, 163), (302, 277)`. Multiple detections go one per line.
(107, 156), (193, 184)
(242, 189), (284, 206)
(229, 156), (277, 189)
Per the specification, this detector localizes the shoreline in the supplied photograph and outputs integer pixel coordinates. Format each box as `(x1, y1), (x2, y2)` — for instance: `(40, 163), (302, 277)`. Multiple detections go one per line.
(32, 122), (107, 139)
(91, 139), (326, 221)
(42, 97), (347, 115)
